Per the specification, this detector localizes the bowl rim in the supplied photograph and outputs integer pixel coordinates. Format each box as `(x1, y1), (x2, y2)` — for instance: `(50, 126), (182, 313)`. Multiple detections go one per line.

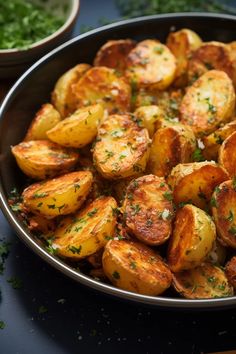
(0, 0), (80, 54)
(1, 12), (236, 309)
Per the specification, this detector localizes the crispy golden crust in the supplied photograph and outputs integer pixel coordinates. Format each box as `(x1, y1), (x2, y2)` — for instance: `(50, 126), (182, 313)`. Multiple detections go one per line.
(225, 256), (236, 289)
(180, 70), (235, 137)
(123, 175), (174, 246)
(102, 239), (172, 295)
(11, 140), (79, 180)
(72, 66), (131, 114)
(211, 180), (236, 249)
(93, 114), (150, 179)
(168, 205), (216, 272)
(218, 131), (236, 178)
(134, 105), (165, 137)
(93, 39), (136, 71)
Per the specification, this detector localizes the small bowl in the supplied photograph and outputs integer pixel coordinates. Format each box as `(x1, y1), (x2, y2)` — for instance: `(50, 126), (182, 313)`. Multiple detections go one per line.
(0, 0), (80, 78)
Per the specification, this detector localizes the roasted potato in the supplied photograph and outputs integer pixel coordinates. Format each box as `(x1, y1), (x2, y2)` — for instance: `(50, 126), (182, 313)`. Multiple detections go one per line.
(11, 140), (79, 180)
(218, 131), (236, 178)
(93, 114), (150, 179)
(72, 66), (131, 114)
(123, 175), (174, 246)
(211, 180), (236, 249)
(113, 177), (135, 204)
(93, 39), (136, 71)
(47, 104), (104, 148)
(133, 105), (165, 137)
(168, 161), (228, 210)
(52, 196), (117, 259)
(51, 63), (91, 118)
(168, 204), (216, 272)
(225, 256), (236, 289)
(102, 239), (172, 295)
(126, 39), (176, 90)
(172, 262), (234, 299)
(167, 28), (202, 87)
(180, 70), (235, 137)
(147, 123), (196, 178)
(22, 171), (93, 219)
(27, 214), (56, 236)
(24, 104), (61, 141)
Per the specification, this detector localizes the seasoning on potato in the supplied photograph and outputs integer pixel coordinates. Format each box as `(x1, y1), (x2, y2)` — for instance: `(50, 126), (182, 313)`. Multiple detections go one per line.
(218, 131), (236, 178)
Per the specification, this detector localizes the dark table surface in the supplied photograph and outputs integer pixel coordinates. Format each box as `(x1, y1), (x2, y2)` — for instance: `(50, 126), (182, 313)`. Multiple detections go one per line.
(1, 1), (236, 354)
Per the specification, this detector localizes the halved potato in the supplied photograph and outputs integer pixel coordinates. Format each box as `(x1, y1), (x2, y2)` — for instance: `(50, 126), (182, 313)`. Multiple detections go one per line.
(168, 204), (216, 272)
(168, 161), (228, 209)
(102, 239), (172, 295)
(167, 28), (202, 87)
(51, 63), (91, 117)
(72, 66), (131, 114)
(211, 180), (236, 249)
(180, 70), (235, 137)
(126, 39), (176, 90)
(225, 256), (236, 289)
(172, 262), (234, 299)
(202, 119), (236, 161)
(22, 171), (93, 219)
(218, 131), (236, 178)
(24, 104), (61, 141)
(93, 39), (136, 71)
(11, 140), (79, 180)
(52, 196), (117, 259)
(123, 175), (174, 246)
(147, 123), (196, 178)
(93, 114), (150, 179)
(47, 104), (104, 148)
(134, 105), (165, 137)
(113, 177), (134, 204)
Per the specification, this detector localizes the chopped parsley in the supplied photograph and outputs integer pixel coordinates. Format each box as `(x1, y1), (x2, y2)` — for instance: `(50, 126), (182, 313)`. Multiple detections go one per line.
(7, 277), (23, 289)
(130, 204), (141, 215)
(192, 148), (204, 162)
(226, 210), (234, 222)
(0, 321), (5, 330)
(228, 226), (236, 236)
(130, 261), (137, 269)
(68, 245), (82, 254)
(112, 271), (120, 279)
(38, 305), (48, 314)
(87, 208), (98, 217)
(163, 191), (173, 201)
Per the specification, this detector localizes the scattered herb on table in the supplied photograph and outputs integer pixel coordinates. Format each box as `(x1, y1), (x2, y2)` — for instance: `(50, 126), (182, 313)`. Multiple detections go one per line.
(0, 320), (5, 330)
(7, 276), (23, 289)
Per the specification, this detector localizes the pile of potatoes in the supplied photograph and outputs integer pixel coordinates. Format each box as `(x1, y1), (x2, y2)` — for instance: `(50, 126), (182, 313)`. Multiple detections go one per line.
(11, 29), (236, 299)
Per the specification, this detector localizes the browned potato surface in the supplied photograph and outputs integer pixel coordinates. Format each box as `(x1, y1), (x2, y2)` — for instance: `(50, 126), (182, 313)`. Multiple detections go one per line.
(102, 239), (172, 295)
(11, 140), (79, 180)
(225, 256), (236, 289)
(134, 105), (165, 137)
(123, 175), (174, 246)
(218, 131), (236, 178)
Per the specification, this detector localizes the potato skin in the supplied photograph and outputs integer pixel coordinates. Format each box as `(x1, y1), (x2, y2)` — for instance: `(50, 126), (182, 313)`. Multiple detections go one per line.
(225, 256), (236, 289)
(47, 104), (104, 148)
(102, 239), (172, 295)
(211, 180), (236, 249)
(22, 171), (93, 219)
(52, 196), (117, 259)
(123, 175), (174, 246)
(51, 63), (91, 118)
(168, 204), (216, 272)
(218, 131), (236, 178)
(134, 105), (165, 137)
(172, 262), (234, 299)
(72, 66), (131, 114)
(180, 70), (235, 137)
(11, 140), (79, 180)
(126, 39), (176, 90)
(93, 114), (150, 179)
(93, 39), (136, 71)
(147, 123), (196, 178)
(24, 103), (61, 141)
(168, 161), (228, 210)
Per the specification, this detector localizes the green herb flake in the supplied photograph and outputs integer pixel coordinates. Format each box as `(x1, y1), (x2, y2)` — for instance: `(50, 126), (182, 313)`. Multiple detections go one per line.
(228, 226), (236, 236)
(232, 176), (236, 191)
(7, 277), (23, 289)
(68, 245), (82, 254)
(87, 208), (98, 217)
(112, 271), (120, 279)
(226, 210), (234, 222)
(163, 191), (173, 201)
(130, 261), (137, 269)
(38, 305), (48, 314)
(130, 204), (141, 215)
(192, 148), (204, 162)
(154, 46), (164, 54)
(210, 196), (218, 208)
(0, 321), (5, 330)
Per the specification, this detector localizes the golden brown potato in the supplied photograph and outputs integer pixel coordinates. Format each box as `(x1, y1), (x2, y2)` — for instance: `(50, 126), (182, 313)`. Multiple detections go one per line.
(11, 140), (79, 180)
(225, 256), (236, 289)
(126, 39), (176, 90)
(168, 161), (228, 210)
(172, 262), (234, 299)
(113, 177), (134, 204)
(211, 180), (236, 249)
(51, 63), (91, 117)
(202, 119), (236, 161)
(52, 196), (117, 259)
(22, 171), (93, 219)
(167, 28), (202, 87)
(102, 239), (172, 295)
(93, 114), (150, 179)
(93, 39), (136, 71)
(133, 105), (165, 137)
(218, 131), (236, 178)
(87, 249), (104, 269)
(147, 123), (196, 178)
(24, 104), (61, 141)
(27, 214), (56, 236)
(47, 104), (104, 148)
(168, 204), (216, 272)
(180, 70), (235, 137)
(123, 175), (174, 246)
(72, 66), (131, 114)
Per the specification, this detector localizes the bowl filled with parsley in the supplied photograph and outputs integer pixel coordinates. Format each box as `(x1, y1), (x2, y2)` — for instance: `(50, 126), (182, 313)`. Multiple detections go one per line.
(0, 0), (80, 78)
